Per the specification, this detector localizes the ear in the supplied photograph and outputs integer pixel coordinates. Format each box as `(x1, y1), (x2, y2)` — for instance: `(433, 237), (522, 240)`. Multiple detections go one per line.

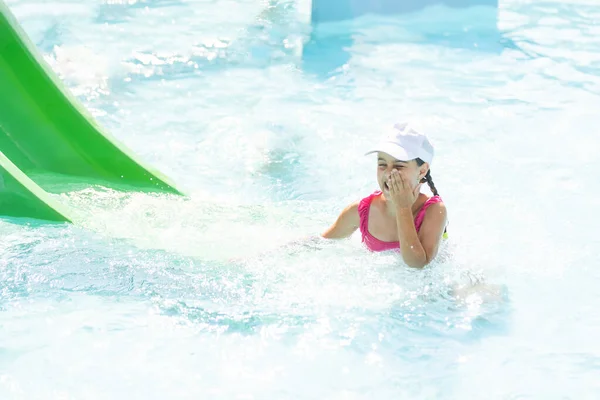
(418, 162), (429, 180)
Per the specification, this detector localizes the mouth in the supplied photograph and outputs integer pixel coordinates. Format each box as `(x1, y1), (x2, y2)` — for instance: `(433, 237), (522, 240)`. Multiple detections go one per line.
(383, 181), (390, 191)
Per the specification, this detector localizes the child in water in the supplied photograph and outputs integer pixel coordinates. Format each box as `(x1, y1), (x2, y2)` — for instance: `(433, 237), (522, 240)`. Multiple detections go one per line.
(321, 122), (448, 268)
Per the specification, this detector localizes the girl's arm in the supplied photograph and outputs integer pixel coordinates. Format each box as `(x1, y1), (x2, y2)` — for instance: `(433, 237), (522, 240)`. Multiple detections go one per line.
(388, 169), (447, 268)
(250, 202), (360, 259)
(395, 202), (447, 268)
(321, 202), (360, 239)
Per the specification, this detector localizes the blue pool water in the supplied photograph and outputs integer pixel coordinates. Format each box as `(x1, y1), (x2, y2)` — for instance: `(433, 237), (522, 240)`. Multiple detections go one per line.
(2, 0), (600, 398)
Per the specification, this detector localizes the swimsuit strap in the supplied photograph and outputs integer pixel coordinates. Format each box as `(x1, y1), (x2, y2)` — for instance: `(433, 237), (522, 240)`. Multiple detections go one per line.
(358, 191), (382, 239)
(414, 195), (443, 232)
(358, 191), (399, 252)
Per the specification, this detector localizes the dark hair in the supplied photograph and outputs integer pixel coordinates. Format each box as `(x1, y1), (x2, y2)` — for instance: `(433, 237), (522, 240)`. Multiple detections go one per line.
(415, 158), (438, 196)
(416, 158), (446, 236)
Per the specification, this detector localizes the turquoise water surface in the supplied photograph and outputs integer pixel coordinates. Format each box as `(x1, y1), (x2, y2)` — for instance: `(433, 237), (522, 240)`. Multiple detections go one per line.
(2, 0), (600, 398)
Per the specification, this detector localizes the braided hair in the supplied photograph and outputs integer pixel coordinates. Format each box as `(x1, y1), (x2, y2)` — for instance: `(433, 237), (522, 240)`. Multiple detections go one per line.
(416, 159), (438, 196)
(416, 158), (446, 236)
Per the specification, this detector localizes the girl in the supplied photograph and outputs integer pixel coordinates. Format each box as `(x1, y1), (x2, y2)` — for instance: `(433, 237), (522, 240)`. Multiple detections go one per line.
(321, 122), (448, 268)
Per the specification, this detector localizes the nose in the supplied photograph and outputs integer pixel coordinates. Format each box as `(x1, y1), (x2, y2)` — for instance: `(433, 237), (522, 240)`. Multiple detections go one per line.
(384, 165), (394, 178)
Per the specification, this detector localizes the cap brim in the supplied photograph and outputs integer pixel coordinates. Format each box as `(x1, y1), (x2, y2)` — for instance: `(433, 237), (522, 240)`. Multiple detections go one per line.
(364, 142), (416, 161)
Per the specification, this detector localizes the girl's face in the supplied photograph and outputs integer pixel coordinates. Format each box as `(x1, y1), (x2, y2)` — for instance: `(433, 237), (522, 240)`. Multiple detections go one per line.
(376, 152), (428, 194)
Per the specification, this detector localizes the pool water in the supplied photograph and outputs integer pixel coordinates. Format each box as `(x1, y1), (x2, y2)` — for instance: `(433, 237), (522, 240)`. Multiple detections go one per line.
(2, 0), (600, 398)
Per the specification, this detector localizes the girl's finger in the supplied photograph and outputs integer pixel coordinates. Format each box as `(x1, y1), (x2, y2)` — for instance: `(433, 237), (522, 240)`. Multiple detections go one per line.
(397, 171), (407, 190)
(392, 171), (402, 191)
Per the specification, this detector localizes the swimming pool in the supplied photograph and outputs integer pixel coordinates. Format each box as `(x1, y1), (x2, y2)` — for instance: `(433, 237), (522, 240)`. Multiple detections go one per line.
(2, 0), (600, 398)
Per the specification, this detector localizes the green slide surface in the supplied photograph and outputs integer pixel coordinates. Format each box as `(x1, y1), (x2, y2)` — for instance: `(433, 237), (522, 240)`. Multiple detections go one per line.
(0, 150), (72, 222)
(0, 1), (182, 221)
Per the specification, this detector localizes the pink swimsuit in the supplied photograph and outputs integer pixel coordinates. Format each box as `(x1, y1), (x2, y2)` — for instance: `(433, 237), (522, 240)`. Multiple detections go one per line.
(358, 191), (443, 252)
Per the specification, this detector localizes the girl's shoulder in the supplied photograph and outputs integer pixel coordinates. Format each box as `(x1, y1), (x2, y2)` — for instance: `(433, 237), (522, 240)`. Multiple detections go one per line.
(358, 190), (383, 211)
(424, 194), (444, 207)
(419, 194), (446, 217)
(416, 195), (448, 234)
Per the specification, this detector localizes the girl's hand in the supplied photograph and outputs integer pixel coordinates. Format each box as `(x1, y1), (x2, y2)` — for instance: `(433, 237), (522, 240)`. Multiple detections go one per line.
(388, 169), (420, 209)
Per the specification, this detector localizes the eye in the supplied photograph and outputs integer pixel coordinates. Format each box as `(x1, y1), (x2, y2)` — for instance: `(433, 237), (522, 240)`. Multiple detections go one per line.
(394, 165), (404, 170)
(378, 164), (386, 168)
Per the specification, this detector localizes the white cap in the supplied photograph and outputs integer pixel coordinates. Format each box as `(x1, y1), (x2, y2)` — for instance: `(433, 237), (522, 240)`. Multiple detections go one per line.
(365, 122), (434, 165)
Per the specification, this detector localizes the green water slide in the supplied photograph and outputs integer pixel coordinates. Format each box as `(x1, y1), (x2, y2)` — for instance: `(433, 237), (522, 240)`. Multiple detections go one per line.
(0, 1), (182, 222)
